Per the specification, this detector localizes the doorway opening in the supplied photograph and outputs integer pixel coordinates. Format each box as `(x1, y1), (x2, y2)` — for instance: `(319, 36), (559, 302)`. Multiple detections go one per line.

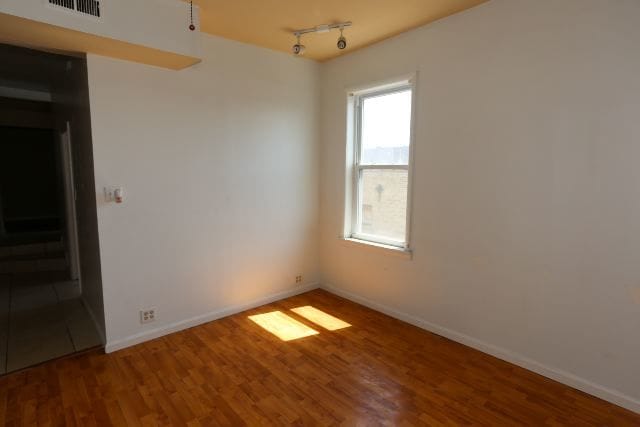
(0, 44), (105, 374)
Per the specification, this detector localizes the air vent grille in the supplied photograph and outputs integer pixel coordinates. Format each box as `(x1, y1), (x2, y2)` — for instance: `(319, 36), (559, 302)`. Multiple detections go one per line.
(48, 0), (101, 18)
(76, 0), (100, 17)
(49, 0), (75, 10)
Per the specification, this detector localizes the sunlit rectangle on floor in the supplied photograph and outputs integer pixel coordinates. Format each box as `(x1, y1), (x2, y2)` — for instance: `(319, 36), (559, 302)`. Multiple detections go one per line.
(248, 311), (319, 341)
(291, 306), (351, 331)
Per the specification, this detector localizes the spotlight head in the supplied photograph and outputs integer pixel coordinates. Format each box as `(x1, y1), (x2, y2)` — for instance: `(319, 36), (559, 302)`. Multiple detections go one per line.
(337, 35), (347, 50)
(292, 43), (306, 55)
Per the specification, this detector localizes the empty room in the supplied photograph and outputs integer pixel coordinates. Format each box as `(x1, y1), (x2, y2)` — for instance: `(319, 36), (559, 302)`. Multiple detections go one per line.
(0, 0), (639, 425)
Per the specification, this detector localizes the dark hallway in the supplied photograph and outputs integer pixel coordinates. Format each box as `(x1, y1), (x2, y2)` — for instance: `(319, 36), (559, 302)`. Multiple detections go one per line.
(1, 121), (62, 242)
(0, 44), (104, 374)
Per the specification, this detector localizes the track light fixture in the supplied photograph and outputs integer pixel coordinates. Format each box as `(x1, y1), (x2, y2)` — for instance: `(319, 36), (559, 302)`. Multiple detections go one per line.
(292, 34), (306, 55)
(337, 27), (347, 50)
(292, 21), (352, 56)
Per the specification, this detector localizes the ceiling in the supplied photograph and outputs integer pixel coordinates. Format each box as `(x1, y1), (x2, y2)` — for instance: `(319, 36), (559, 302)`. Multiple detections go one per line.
(193, 0), (488, 61)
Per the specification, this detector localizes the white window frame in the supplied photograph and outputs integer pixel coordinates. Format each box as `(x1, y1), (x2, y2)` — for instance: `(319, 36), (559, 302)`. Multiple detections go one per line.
(345, 75), (417, 250)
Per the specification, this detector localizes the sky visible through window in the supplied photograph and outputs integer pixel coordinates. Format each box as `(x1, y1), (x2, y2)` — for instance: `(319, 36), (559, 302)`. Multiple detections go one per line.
(361, 90), (411, 165)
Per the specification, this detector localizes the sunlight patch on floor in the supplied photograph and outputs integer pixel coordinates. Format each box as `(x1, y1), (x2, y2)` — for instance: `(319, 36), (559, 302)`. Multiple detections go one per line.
(291, 306), (351, 331)
(248, 311), (319, 341)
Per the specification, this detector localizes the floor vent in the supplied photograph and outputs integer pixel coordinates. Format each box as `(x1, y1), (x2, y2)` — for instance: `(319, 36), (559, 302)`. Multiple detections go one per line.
(48, 0), (101, 18)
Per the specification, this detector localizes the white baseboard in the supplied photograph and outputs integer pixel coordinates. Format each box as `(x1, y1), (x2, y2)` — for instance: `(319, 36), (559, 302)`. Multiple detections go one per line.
(105, 283), (320, 353)
(321, 283), (640, 415)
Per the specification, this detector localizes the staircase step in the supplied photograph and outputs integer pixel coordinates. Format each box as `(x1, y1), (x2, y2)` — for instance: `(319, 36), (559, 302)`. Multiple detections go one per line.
(4, 270), (71, 286)
(0, 242), (64, 258)
(0, 251), (66, 262)
(0, 257), (68, 274)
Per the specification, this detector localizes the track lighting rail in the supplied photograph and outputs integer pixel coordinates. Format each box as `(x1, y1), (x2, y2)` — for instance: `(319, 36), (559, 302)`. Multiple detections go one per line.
(291, 21), (352, 56)
(292, 22), (352, 37)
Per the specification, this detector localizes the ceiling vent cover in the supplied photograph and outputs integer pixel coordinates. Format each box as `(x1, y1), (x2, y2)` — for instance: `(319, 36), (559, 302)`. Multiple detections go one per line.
(48, 0), (101, 18)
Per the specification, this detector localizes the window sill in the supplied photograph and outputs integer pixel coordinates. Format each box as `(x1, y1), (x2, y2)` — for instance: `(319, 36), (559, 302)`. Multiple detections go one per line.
(340, 237), (413, 259)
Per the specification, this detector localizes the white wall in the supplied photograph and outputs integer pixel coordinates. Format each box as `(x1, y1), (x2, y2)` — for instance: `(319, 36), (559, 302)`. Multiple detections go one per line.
(320, 0), (640, 412)
(87, 34), (320, 351)
(0, 0), (199, 58)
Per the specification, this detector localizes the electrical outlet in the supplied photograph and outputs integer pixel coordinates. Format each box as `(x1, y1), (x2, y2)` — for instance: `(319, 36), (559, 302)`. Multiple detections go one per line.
(295, 275), (303, 284)
(140, 309), (156, 324)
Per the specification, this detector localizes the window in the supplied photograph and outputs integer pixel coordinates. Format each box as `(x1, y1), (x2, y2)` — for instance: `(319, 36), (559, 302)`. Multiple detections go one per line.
(347, 79), (414, 249)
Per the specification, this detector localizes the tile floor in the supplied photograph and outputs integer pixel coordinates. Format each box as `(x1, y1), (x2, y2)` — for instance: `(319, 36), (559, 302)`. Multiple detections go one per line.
(0, 271), (101, 375)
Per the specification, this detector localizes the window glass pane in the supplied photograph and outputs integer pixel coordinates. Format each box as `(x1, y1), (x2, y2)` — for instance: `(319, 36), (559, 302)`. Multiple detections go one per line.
(360, 90), (412, 165)
(359, 169), (408, 242)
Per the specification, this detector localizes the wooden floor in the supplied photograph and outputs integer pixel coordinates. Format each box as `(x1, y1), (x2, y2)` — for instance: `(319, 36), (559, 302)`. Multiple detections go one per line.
(0, 290), (638, 426)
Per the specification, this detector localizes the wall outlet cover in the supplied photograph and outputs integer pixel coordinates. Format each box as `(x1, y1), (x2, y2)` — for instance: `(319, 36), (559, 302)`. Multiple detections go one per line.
(140, 309), (156, 324)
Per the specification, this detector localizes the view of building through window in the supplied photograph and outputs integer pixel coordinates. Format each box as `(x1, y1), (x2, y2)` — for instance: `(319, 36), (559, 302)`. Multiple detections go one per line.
(353, 87), (412, 246)
(360, 168), (408, 241)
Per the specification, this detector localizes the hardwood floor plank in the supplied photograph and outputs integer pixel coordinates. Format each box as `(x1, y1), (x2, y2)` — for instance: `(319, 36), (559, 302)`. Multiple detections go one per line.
(0, 289), (638, 426)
